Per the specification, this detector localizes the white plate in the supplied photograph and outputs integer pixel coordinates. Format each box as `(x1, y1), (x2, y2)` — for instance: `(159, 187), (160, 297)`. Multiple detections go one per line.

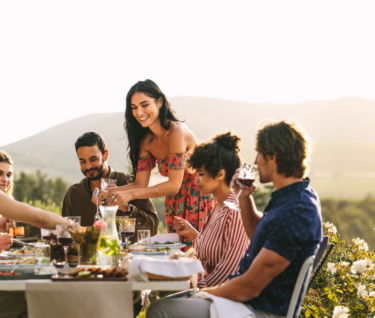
(143, 244), (186, 249)
(130, 251), (166, 256)
(4, 251), (34, 258)
(0, 265), (34, 273)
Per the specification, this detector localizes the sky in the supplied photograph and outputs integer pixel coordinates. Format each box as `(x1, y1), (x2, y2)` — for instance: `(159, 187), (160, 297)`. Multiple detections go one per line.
(1, 1), (375, 146)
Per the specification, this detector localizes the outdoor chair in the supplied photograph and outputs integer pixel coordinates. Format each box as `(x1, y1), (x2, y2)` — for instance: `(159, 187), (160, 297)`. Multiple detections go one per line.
(308, 238), (335, 289)
(286, 255), (315, 318)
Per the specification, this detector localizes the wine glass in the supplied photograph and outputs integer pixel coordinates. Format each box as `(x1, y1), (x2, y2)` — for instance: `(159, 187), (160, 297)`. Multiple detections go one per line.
(101, 178), (117, 206)
(94, 188), (101, 220)
(224, 163), (258, 212)
(64, 216), (81, 226)
(41, 229), (56, 243)
(119, 218), (136, 252)
(56, 224), (75, 270)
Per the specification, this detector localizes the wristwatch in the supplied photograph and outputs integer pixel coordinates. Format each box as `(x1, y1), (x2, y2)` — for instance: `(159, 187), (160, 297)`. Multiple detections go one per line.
(127, 204), (133, 213)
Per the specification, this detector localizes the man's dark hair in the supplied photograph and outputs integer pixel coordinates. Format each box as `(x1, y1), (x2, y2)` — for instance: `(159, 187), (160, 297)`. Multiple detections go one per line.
(75, 132), (107, 154)
(256, 119), (310, 178)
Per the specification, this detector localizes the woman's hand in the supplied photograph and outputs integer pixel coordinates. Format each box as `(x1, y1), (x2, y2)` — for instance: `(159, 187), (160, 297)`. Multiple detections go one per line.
(0, 217), (9, 233)
(107, 191), (134, 206)
(173, 216), (198, 239)
(0, 233), (13, 251)
(230, 168), (257, 198)
(92, 190), (108, 206)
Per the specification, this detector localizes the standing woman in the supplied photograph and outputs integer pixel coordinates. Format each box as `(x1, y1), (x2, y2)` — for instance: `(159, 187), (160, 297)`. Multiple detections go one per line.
(100, 80), (215, 246)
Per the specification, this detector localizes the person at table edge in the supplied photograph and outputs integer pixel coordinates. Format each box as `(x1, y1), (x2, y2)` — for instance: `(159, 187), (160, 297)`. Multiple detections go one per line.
(0, 170), (70, 318)
(147, 119), (323, 318)
(62, 132), (158, 241)
(0, 151), (15, 253)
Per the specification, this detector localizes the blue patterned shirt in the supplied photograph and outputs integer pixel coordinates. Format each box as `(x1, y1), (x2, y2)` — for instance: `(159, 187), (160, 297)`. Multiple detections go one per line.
(229, 178), (322, 316)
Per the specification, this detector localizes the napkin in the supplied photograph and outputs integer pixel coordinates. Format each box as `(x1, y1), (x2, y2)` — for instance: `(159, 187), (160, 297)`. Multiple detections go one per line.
(193, 292), (255, 318)
(150, 233), (179, 243)
(125, 255), (204, 282)
(26, 281), (133, 318)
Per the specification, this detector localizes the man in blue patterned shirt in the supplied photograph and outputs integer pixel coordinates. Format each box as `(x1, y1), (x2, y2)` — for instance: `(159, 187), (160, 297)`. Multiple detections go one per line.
(147, 120), (322, 318)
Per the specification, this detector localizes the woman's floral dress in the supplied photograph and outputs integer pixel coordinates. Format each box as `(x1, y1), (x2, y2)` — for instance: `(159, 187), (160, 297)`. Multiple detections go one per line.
(138, 151), (216, 247)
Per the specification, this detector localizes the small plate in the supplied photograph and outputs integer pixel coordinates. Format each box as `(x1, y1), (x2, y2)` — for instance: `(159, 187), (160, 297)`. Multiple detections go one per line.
(4, 252), (34, 258)
(143, 244), (186, 249)
(130, 251), (166, 256)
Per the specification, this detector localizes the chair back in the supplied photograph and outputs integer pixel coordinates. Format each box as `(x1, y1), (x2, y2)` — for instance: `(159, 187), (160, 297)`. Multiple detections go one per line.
(286, 255), (315, 318)
(313, 236), (328, 269)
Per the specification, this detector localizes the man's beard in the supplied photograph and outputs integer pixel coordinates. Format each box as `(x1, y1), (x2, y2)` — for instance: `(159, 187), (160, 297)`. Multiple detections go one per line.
(82, 163), (106, 181)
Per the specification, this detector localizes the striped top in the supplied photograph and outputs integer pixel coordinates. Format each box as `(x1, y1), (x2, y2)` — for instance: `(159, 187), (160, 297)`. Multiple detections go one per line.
(194, 192), (250, 288)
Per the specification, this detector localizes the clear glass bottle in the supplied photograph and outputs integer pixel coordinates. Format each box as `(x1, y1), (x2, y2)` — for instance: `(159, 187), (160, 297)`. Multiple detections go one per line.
(96, 206), (120, 266)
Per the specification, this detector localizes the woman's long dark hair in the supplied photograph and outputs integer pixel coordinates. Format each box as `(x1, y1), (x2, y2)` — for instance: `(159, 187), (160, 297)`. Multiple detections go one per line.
(125, 79), (180, 178)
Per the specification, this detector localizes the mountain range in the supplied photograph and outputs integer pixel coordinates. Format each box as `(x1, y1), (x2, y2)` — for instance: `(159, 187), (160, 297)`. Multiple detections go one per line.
(1, 96), (375, 198)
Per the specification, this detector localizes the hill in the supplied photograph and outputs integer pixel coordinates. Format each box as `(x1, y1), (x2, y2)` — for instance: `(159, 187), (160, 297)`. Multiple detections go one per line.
(1, 96), (375, 198)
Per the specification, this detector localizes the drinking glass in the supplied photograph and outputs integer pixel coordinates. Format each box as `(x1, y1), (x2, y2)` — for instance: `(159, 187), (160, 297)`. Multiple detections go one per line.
(56, 224), (74, 270)
(64, 216), (81, 226)
(116, 216), (129, 239)
(34, 243), (50, 275)
(101, 178), (117, 190)
(224, 163), (258, 212)
(101, 178), (117, 207)
(41, 229), (56, 243)
(138, 230), (151, 246)
(119, 218), (136, 252)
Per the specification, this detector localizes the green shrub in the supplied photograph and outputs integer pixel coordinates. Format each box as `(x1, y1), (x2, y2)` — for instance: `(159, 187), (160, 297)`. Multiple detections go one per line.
(303, 222), (375, 317)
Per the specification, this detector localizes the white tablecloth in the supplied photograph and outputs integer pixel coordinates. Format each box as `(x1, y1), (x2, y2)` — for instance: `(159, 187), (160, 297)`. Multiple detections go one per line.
(26, 281), (133, 318)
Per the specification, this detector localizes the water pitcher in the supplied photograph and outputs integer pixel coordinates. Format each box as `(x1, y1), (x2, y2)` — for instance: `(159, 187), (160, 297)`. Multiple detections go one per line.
(97, 206), (120, 266)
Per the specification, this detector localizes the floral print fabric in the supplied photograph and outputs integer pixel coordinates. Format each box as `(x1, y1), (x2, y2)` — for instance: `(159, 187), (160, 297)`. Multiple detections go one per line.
(137, 152), (216, 246)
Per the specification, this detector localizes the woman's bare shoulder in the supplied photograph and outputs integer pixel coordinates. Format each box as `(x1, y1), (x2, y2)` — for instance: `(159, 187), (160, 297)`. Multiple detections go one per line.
(169, 122), (197, 147)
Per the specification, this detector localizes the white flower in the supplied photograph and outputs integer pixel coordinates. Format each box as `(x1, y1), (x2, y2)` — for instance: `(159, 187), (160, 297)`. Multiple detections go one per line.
(325, 222), (337, 234)
(351, 258), (374, 274)
(327, 262), (337, 275)
(332, 306), (350, 318)
(341, 261), (350, 267)
(357, 285), (368, 298)
(353, 238), (369, 251)
(369, 291), (375, 297)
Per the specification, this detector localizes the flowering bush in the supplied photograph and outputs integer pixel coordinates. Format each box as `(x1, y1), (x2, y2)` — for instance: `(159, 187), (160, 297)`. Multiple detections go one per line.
(303, 222), (375, 317)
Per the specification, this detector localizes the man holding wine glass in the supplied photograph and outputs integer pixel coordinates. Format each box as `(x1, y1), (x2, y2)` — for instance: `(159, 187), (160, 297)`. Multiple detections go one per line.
(147, 120), (323, 318)
(62, 132), (159, 241)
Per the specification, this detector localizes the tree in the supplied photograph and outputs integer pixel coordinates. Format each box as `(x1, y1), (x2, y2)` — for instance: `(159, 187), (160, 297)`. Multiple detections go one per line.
(13, 171), (68, 205)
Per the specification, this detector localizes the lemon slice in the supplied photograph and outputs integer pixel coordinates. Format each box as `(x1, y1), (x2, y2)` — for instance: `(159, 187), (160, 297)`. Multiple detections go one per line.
(78, 271), (91, 277)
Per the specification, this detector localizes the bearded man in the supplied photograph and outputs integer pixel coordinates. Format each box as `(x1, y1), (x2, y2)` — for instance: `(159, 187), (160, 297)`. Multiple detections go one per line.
(62, 132), (158, 239)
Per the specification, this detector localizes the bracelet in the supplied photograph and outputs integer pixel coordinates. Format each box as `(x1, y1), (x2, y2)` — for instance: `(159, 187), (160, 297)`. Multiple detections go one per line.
(154, 185), (159, 197)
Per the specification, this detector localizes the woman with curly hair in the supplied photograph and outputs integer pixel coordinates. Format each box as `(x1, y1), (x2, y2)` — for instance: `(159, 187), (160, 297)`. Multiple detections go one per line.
(173, 132), (250, 287)
(98, 80), (215, 246)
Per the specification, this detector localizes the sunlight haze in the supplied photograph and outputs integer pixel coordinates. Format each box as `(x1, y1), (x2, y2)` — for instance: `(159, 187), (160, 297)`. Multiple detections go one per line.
(1, 1), (374, 146)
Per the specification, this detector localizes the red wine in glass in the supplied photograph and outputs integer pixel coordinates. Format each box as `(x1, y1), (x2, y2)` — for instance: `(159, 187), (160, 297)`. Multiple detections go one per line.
(58, 237), (73, 247)
(42, 235), (51, 242)
(237, 178), (255, 187)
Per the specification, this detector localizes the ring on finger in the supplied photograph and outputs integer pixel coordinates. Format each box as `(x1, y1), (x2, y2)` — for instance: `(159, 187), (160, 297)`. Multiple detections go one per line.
(114, 198), (118, 203)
